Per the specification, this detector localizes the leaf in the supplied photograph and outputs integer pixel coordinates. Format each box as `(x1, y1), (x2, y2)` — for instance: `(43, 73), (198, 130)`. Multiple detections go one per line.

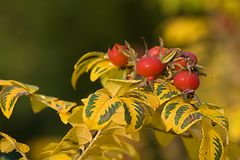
(199, 122), (224, 160)
(90, 60), (116, 82)
(0, 132), (29, 154)
(0, 80), (39, 94)
(105, 79), (141, 97)
(45, 153), (72, 160)
(124, 89), (160, 110)
(0, 86), (29, 118)
(161, 97), (183, 132)
(74, 51), (105, 69)
(86, 57), (105, 72)
(153, 81), (181, 105)
(199, 103), (228, 132)
(161, 48), (179, 63)
(176, 111), (203, 134)
(120, 97), (146, 132)
(67, 106), (84, 126)
(83, 92), (122, 130)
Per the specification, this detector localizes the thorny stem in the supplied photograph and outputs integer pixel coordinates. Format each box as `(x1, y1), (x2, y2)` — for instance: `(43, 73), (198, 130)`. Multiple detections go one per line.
(75, 130), (101, 160)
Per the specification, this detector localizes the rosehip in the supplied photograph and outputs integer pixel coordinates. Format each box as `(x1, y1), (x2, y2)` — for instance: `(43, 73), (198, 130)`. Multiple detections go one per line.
(108, 43), (128, 67)
(173, 71), (200, 91)
(148, 46), (166, 57)
(136, 56), (164, 79)
(182, 51), (198, 66)
(174, 58), (187, 71)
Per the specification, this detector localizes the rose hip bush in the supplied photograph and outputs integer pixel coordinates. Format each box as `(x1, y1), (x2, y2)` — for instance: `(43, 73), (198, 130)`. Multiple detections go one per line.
(0, 38), (229, 160)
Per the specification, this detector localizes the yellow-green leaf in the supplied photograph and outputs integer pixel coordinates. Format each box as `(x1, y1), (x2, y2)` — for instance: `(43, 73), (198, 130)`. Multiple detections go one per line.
(86, 57), (105, 72)
(172, 102), (196, 134)
(153, 81), (181, 105)
(161, 97), (183, 132)
(83, 92), (122, 130)
(90, 60), (116, 82)
(0, 80), (39, 94)
(120, 97), (146, 132)
(74, 51), (105, 69)
(199, 103), (228, 132)
(45, 153), (72, 160)
(154, 131), (175, 147)
(0, 86), (29, 118)
(105, 79), (141, 97)
(0, 138), (15, 153)
(67, 106), (84, 126)
(161, 48), (179, 63)
(176, 111), (203, 134)
(72, 58), (97, 89)
(199, 123), (224, 160)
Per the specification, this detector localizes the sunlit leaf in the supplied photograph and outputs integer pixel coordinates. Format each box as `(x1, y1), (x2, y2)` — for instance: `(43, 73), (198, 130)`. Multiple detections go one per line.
(67, 106), (84, 126)
(90, 60), (116, 82)
(44, 153), (72, 160)
(199, 122), (224, 160)
(0, 86), (29, 118)
(83, 91), (122, 130)
(153, 81), (181, 105)
(120, 97), (146, 132)
(161, 48), (179, 63)
(176, 111), (203, 134)
(199, 103), (228, 132)
(86, 57), (105, 72)
(105, 79), (141, 97)
(0, 132), (29, 154)
(74, 51), (105, 69)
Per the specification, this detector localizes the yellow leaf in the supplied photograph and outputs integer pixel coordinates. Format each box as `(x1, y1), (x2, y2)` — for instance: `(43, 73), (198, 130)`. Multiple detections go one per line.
(83, 91), (122, 130)
(0, 86), (29, 118)
(181, 136), (200, 160)
(71, 58), (98, 89)
(124, 89), (160, 110)
(153, 81), (181, 105)
(90, 60), (116, 82)
(86, 57), (105, 72)
(67, 106), (84, 126)
(199, 103), (228, 133)
(120, 97), (146, 132)
(199, 122), (224, 160)
(74, 51), (105, 69)
(46, 153), (72, 160)
(105, 79), (141, 97)
(0, 138), (15, 153)
(0, 80), (39, 94)
(161, 97), (183, 132)
(0, 132), (30, 154)
(50, 99), (76, 113)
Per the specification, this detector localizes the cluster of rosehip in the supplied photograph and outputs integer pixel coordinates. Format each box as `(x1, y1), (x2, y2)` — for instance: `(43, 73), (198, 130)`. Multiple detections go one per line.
(107, 41), (202, 93)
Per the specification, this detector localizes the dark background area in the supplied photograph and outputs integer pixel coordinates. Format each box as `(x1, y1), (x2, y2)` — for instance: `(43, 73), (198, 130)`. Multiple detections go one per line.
(0, 0), (239, 159)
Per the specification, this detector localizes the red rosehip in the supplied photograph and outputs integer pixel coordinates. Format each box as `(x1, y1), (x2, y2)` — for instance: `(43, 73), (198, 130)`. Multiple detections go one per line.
(173, 71), (200, 91)
(174, 58), (187, 71)
(148, 46), (166, 57)
(136, 56), (164, 79)
(108, 43), (128, 67)
(182, 51), (198, 66)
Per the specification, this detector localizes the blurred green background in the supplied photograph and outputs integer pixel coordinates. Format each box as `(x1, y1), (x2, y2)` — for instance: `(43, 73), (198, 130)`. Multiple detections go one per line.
(0, 0), (240, 159)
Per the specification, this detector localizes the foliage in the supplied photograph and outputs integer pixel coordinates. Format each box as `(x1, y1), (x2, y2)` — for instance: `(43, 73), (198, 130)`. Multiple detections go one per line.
(0, 38), (230, 160)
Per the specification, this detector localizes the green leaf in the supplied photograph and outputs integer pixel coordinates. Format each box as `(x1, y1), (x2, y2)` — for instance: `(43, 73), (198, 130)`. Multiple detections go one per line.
(176, 111), (203, 134)
(161, 97), (180, 132)
(120, 97), (146, 132)
(0, 86), (29, 118)
(199, 122), (224, 160)
(153, 81), (181, 105)
(90, 60), (116, 82)
(83, 91), (122, 130)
